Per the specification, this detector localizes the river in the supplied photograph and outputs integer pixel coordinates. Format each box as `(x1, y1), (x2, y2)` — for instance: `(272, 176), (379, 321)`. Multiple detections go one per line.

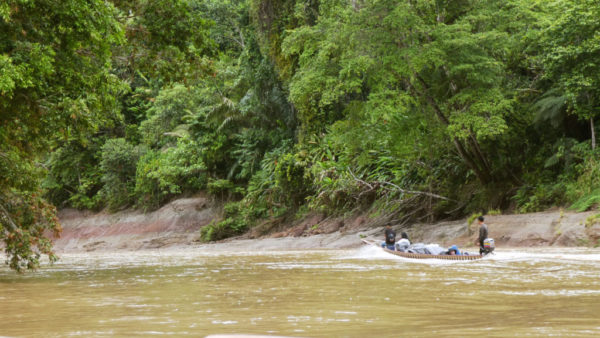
(1, 246), (599, 337)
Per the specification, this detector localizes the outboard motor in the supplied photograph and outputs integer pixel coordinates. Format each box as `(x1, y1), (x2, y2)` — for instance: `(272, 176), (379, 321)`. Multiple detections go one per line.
(482, 238), (495, 255)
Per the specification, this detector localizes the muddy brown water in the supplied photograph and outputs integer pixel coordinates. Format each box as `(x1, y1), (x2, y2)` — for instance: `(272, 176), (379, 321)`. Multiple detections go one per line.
(1, 246), (599, 337)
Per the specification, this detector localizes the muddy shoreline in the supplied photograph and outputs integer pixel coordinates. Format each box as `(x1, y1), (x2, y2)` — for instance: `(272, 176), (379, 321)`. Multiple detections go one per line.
(53, 197), (600, 253)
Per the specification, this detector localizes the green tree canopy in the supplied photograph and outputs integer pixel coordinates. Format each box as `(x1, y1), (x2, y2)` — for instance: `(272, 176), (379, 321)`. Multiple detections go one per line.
(539, 0), (600, 149)
(1, 0), (124, 271)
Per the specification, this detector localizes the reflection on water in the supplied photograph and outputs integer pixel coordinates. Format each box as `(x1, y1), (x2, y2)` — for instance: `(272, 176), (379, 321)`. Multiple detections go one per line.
(1, 246), (600, 337)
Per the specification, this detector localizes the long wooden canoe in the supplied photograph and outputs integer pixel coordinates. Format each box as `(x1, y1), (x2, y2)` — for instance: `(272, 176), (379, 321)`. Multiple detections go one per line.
(362, 239), (484, 261)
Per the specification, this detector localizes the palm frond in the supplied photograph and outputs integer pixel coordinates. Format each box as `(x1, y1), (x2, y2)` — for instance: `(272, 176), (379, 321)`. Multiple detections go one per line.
(533, 88), (567, 128)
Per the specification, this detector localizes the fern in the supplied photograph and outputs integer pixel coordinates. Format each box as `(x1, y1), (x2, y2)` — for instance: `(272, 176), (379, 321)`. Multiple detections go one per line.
(533, 88), (567, 128)
(570, 189), (600, 212)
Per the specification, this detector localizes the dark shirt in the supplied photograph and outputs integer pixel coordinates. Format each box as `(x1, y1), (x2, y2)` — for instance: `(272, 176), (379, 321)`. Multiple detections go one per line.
(385, 228), (396, 245)
(478, 223), (488, 246)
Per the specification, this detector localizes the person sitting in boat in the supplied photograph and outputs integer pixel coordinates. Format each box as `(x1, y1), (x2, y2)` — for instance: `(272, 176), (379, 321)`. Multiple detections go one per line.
(407, 243), (446, 255)
(381, 224), (396, 250)
(445, 245), (461, 255)
(395, 232), (411, 252)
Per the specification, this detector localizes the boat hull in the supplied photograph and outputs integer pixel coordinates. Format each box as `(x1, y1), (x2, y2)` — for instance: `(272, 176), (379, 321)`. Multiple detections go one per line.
(362, 239), (483, 261)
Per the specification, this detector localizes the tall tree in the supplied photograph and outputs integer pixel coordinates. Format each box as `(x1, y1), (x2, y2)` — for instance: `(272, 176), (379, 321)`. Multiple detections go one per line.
(0, 0), (124, 271)
(282, 0), (537, 185)
(110, 0), (214, 84)
(540, 0), (600, 149)
(43, 0), (217, 213)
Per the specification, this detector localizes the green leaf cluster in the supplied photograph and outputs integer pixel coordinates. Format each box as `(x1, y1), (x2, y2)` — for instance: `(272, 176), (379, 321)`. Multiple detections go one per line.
(1, 0), (124, 270)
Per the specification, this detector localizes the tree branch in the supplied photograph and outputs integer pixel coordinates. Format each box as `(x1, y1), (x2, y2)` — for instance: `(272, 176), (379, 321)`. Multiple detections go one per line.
(376, 180), (453, 201)
(348, 168), (373, 190)
(407, 75), (491, 184)
(0, 200), (18, 233)
(348, 169), (453, 201)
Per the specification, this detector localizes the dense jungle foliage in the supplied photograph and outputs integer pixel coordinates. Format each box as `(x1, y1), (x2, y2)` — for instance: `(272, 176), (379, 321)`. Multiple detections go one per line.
(2, 0), (600, 270)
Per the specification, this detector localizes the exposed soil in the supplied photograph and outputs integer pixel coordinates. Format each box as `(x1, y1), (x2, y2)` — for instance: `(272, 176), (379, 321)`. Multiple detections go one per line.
(52, 197), (600, 253)
(53, 197), (216, 252)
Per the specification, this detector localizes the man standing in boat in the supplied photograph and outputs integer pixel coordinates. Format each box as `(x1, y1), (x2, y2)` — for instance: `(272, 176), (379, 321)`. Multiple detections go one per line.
(382, 224), (396, 250)
(476, 216), (488, 254)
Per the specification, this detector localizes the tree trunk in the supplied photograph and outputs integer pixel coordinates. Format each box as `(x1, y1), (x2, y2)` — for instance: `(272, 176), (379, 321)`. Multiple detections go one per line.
(591, 117), (596, 150)
(408, 76), (493, 184)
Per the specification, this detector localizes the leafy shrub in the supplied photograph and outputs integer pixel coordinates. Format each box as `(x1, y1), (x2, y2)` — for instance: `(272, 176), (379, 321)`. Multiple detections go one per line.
(307, 166), (361, 213)
(207, 179), (235, 198)
(467, 213), (482, 226)
(513, 140), (600, 213)
(567, 154), (600, 211)
(135, 138), (207, 211)
(200, 218), (247, 241)
(513, 182), (568, 213)
(584, 213), (600, 228)
(570, 189), (600, 212)
(134, 150), (179, 211)
(274, 153), (314, 207)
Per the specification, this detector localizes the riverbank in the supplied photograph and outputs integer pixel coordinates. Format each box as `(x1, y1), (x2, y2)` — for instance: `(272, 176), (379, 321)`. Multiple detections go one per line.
(52, 196), (600, 253)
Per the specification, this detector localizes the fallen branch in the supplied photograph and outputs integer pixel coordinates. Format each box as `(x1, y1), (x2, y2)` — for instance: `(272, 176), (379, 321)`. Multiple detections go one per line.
(378, 181), (452, 201)
(348, 169), (373, 190)
(348, 169), (453, 201)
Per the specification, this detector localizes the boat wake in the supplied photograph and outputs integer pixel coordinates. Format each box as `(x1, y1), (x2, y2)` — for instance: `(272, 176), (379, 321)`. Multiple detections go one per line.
(343, 244), (400, 260)
(483, 248), (600, 263)
(341, 244), (600, 267)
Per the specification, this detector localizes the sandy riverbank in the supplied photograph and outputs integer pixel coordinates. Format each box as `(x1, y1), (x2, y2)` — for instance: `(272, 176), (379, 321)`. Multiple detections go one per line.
(52, 196), (600, 253)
